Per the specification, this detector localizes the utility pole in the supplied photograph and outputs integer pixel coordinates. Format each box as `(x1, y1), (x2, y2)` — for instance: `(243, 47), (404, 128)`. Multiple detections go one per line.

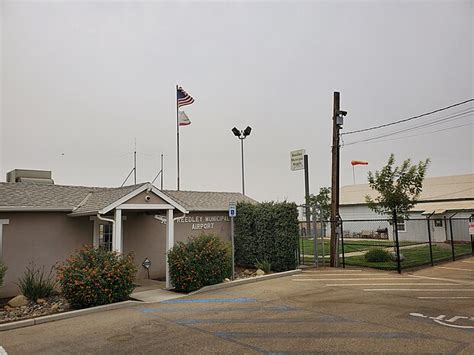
(330, 92), (347, 267)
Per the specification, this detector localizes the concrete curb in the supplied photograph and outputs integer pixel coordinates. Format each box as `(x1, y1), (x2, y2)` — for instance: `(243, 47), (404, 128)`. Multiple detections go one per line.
(0, 300), (141, 332)
(189, 269), (302, 295)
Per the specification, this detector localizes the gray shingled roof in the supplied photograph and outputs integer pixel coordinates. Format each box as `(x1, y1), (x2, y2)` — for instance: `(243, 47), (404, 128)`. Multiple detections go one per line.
(0, 182), (147, 212)
(0, 182), (100, 210)
(71, 183), (148, 214)
(163, 190), (257, 211)
(0, 182), (257, 214)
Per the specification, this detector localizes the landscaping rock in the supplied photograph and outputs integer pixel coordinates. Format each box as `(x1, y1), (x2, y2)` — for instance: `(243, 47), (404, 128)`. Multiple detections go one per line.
(8, 295), (28, 308)
(256, 269), (265, 276)
(1, 295), (70, 325)
(224, 278), (231, 282)
(36, 298), (46, 305)
(234, 267), (261, 280)
(389, 251), (405, 262)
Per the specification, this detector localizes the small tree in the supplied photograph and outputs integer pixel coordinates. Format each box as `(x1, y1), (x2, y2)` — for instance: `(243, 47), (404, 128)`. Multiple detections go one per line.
(308, 187), (331, 220)
(365, 154), (430, 219)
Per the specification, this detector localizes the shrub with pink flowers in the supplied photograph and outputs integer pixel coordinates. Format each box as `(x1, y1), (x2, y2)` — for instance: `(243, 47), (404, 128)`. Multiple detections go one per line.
(168, 234), (231, 293)
(56, 246), (137, 309)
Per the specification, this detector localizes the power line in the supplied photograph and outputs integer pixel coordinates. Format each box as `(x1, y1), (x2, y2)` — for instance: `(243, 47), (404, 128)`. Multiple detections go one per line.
(342, 109), (473, 146)
(343, 109), (473, 145)
(342, 121), (473, 146)
(341, 98), (474, 136)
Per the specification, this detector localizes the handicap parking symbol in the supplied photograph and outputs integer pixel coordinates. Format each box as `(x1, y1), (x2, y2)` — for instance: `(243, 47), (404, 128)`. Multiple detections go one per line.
(410, 312), (474, 329)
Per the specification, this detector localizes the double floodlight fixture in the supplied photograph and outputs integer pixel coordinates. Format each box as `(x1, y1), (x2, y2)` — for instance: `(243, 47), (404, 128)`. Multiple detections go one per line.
(232, 126), (252, 139)
(231, 125), (252, 195)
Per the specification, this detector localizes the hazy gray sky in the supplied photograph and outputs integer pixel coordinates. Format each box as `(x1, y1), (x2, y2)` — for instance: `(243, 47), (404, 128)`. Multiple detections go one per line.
(1, 0), (473, 204)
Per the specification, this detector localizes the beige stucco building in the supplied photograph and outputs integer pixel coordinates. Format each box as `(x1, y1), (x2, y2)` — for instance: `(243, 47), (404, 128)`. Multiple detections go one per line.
(0, 170), (256, 297)
(339, 174), (474, 243)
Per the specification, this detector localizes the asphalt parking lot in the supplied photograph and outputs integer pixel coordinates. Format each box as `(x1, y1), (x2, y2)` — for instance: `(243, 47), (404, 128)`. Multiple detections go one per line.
(1, 256), (473, 354)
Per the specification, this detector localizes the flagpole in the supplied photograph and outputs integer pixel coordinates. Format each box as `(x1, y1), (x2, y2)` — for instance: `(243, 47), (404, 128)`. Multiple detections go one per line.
(352, 165), (355, 185)
(176, 84), (180, 191)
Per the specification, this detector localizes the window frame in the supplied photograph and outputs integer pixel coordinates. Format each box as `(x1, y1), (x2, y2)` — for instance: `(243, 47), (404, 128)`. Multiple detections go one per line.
(99, 223), (113, 251)
(396, 219), (406, 233)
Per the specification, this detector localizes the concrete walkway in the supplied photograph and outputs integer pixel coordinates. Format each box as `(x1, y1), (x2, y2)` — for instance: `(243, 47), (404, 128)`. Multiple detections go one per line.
(130, 279), (185, 303)
(302, 242), (429, 259)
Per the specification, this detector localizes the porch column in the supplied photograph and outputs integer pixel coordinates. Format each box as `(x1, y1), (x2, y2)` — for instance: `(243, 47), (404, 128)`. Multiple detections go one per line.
(165, 209), (174, 289)
(114, 209), (123, 253)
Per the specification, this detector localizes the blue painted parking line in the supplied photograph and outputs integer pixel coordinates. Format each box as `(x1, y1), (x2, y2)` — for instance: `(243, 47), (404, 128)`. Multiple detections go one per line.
(160, 297), (256, 304)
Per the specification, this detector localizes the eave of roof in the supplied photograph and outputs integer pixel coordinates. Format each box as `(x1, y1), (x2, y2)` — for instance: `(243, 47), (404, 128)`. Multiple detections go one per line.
(0, 182), (258, 214)
(0, 207), (73, 212)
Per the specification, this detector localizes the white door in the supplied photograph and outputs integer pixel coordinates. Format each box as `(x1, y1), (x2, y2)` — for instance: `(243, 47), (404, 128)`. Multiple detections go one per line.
(431, 218), (446, 242)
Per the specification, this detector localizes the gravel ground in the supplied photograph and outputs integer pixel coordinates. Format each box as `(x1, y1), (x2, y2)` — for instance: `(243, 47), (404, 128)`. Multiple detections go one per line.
(0, 295), (70, 324)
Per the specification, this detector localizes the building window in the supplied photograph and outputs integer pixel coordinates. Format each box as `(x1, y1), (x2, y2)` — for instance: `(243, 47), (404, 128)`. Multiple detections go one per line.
(396, 219), (406, 232)
(434, 219), (443, 227)
(99, 224), (113, 251)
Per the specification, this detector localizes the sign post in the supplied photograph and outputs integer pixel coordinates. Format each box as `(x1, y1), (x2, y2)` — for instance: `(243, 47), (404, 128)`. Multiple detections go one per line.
(142, 257), (151, 279)
(290, 149), (310, 266)
(229, 202), (237, 279)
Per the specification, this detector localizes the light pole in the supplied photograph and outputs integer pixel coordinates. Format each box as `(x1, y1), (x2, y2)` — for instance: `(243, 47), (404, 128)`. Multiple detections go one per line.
(232, 126), (252, 195)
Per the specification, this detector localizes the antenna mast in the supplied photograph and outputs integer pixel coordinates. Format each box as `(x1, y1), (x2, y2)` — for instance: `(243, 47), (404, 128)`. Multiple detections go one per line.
(134, 138), (137, 184)
(151, 153), (164, 189)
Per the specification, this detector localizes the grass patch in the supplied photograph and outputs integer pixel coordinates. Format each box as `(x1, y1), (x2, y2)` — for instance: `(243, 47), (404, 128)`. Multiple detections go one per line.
(344, 243), (472, 270)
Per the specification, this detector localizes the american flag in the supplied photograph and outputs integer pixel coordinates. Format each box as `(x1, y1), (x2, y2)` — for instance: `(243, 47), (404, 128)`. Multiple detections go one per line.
(177, 87), (195, 108)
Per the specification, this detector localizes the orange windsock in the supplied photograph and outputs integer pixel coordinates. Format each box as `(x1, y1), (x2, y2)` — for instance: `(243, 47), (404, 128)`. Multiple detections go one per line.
(351, 160), (368, 166)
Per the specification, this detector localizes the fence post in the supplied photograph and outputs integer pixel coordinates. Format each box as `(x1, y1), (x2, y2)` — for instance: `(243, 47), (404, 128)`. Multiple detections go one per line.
(470, 216), (474, 256)
(302, 232), (305, 265)
(321, 219), (326, 268)
(393, 211), (401, 274)
(313, 214), (318, 267)
(426, 215), (434, 267)
(340, 219), (345, 268)
(296, 228), (301, 267)
(298, 235), (301, 266)
(449, 217), (455, 261)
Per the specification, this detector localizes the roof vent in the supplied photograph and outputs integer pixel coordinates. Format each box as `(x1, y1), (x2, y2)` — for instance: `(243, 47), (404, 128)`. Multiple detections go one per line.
(6, 169), (54, 184)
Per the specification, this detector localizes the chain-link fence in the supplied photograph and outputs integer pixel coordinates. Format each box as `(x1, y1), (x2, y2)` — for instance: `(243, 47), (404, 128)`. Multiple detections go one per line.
(299, 216), (474, 272)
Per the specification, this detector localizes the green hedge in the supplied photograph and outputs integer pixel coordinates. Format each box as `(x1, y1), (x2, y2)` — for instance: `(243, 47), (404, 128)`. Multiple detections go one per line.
(168, 234), (232, 292)
(235, 201), (299, 271)
(364, 247), (391, 262)
(0, 260), (6, 288)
